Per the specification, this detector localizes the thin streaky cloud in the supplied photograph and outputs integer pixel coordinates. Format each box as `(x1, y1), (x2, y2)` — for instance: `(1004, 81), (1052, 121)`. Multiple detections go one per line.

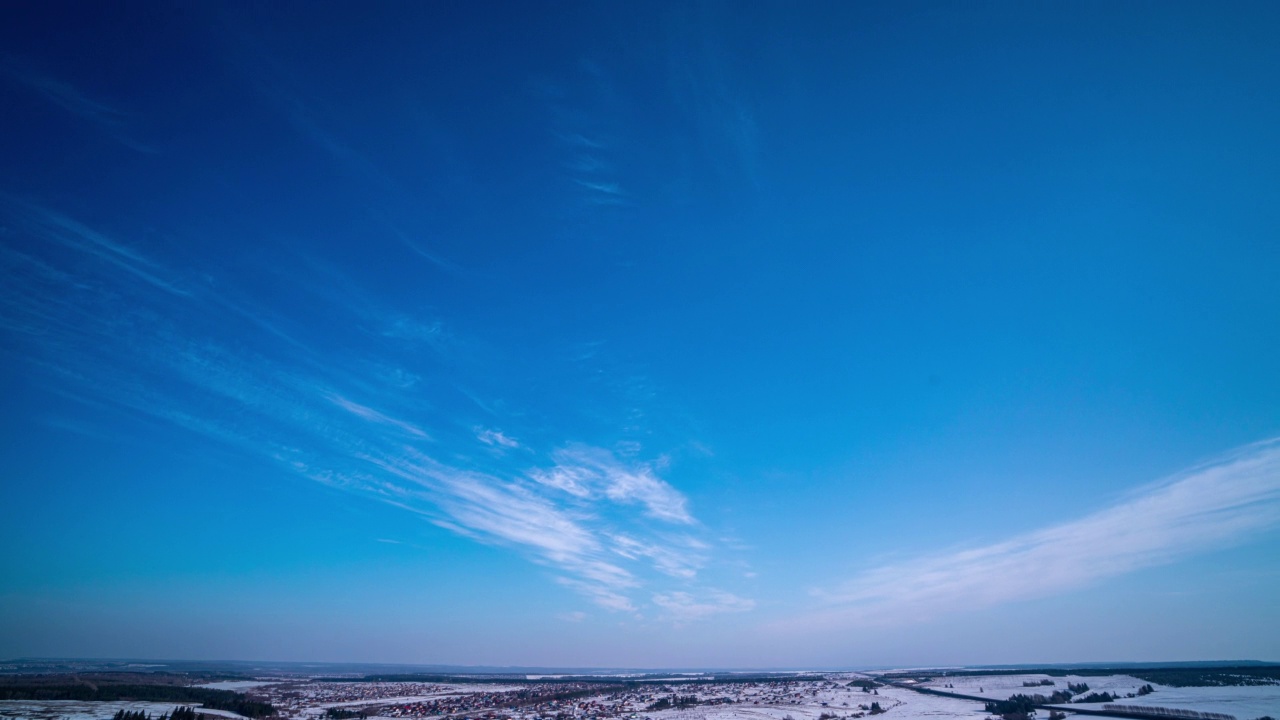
(804, 438), (1280, 627)
(558, 577), (636, 613)
(4, 65), (157, 153)
(391, 226), (466, 277)
(652, 590), (755, 621)
(575, 180), (630, 206)
(328, 393), (431, 439)
(532, 446), (695, 524)
(1, 198), (734, 617)
(1, 196), (189, 296)
(557, 132), (603, 149)
(608, 533), (704, 580)
(4, 65), (125, 122)
(476, 427), (521, 449)
(574, 179), (626, 197)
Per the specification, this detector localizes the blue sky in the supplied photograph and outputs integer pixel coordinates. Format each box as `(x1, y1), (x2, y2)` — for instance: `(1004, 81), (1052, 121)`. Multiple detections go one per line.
(1, 1), (1279, 668)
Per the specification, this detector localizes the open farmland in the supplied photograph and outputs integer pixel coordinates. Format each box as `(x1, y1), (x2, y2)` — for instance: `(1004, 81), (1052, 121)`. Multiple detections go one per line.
(2, 670), (1277, 720)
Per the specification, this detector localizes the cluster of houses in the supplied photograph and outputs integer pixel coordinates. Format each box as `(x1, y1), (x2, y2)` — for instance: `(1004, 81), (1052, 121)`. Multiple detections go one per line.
(249, 681), (459, 717)
(379, 680), (875, 720)
(241, 677), (887, 720)
(377, 683), (611, 719)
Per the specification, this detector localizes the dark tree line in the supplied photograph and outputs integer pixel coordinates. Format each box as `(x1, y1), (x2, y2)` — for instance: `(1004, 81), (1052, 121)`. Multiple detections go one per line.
(984, 693), (1037, 718)
(647, 694), (700, 710)
(1127, 667), (1280, 688)
(112, 707), (199, 720)
(0, 684), (273, 718)
(847, 680), (881, 690)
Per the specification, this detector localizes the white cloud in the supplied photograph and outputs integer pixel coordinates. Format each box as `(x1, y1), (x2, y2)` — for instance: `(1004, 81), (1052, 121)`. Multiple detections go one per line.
(2, 196), (188, 296)
(329, 393), (430, 438)
(652, 590), (756, 621)
(0, 201), (720, 619)
(531, 446), (695, 524)
(381, 316), (448, 349)
(476, 427), (520, 449)
(810, 438), (1280, 625)
(529, 465), (594, 498)
(608, 534), (704, 580)
(558, 577), (636, 612)
(602, 464), (692, 524)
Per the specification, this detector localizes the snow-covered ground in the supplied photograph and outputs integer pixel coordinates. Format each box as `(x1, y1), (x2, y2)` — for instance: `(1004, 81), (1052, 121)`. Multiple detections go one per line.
(598, 683), (986, 720)
(196, 681), (280, 692)
(866, 686), (987, 720)
(8, 675), (1272, 720)
(1084, 685), (1279, 720)
(919, 673), (1280, 720)
(0, 700), (251, 720)
(921, 674), (1154, 701)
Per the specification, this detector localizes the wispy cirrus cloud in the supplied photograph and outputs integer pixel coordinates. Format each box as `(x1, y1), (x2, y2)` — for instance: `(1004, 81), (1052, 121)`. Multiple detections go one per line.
(804, 438), (1280, 626)
(652, 590), (756, 622)
(608, 533), (706, 580)
(4, 64), (156, 153)
(11, 70), (126, 121)
(1, 196), (189, 297)
(328, 393), (430, 439)
(574, 179), (629, 206)
(0, 197), (736, 618)
(541, 62), (633, 210)
(663, 10), (765, 196)
(350, 447), (637, 600)
(476, 427), (521, 449)
(531, 445), (694, 524)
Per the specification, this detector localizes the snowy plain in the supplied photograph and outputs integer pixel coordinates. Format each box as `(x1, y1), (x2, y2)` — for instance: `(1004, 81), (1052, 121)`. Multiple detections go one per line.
(0, 700), (250, 720)
(920, 673), (1279, 719)
(5, 674), (1277, 720)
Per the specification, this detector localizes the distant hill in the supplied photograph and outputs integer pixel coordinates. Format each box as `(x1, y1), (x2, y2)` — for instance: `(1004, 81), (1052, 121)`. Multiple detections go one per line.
(3, 657), (1276, 679)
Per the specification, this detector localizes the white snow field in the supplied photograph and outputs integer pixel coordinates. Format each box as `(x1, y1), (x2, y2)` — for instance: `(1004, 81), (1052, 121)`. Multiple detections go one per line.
(5, 675), (1275, 720)
(1091, 685), (1279, 720)
(0, 699), (251, 720)
(920, 673), (1279, 720)
(196, 681), (279, 692)
(922, 673), (1154, 700)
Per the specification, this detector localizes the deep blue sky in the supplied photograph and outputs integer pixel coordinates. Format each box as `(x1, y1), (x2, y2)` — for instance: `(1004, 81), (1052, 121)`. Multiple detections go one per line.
(1, 1), (1278, 667)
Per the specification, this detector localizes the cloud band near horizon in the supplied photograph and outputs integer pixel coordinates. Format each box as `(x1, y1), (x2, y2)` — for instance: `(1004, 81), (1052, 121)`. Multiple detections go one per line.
(805, 438), (1280, 627)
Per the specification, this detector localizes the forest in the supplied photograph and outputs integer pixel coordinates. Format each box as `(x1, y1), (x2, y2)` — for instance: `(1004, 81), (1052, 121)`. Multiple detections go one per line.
(0, 683), (275, 718)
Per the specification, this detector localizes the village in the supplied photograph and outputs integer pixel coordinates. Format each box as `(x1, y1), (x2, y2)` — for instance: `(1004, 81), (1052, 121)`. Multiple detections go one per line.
(3, 668), (1275, 720)
(244, 677), (902, 720)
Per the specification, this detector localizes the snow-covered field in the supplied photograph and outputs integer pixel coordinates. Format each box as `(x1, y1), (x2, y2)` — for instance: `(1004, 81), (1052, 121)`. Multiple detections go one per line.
(5, 675), (1274, 720)
(920, 673), (1279, 720)
(196, 681), (279, 692)
(0, 700), (250, 720)
(922, 674), (1154, 700)
(1087, 685), (1279, 720)
(282, 677), (1280, 720)
(343, 679), (988, 720)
